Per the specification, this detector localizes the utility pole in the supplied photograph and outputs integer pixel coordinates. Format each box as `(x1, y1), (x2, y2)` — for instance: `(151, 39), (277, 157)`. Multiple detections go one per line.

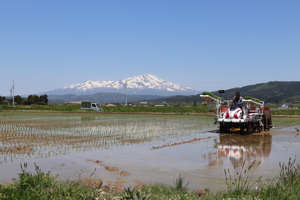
(10, 88), (12, 102)
(125, 81), (127, 107)
(12, 81), (15, 106)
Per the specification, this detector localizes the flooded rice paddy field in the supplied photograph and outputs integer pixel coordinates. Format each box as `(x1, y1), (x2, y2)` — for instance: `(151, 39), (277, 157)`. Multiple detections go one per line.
(0, 112), (300, 191)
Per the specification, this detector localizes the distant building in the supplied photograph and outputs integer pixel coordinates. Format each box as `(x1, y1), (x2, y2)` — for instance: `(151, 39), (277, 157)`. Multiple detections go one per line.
(104, 103), (122, 107)
(140, 101), (148, 104)
(69, 100), (81, 104)
(105, 103), (116, 107)
(281, 103), (290, 109)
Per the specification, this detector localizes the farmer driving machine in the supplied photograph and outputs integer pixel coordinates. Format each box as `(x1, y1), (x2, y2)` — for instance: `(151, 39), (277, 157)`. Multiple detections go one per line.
(200, 91), (272, 134)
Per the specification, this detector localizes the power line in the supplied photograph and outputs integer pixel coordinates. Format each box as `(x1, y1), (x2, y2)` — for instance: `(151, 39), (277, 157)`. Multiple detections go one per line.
(125, 81), (127, 107)
(12, 81), (15, 106)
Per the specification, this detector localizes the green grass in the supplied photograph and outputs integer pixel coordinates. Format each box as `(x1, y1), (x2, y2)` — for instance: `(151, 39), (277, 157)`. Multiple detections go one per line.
(265, 104), (281, 109)
(256, 158), (300, 200)
(0, 163), (103, 200)
(0, 104), (210, 114)
(271, 109), (300, 116)
(1, 159), (300, 199)
(0, 104), (82, 112)
(2, 103), (300, 116)
(102, 106), (209, 114)
(272, 117), (300, 128)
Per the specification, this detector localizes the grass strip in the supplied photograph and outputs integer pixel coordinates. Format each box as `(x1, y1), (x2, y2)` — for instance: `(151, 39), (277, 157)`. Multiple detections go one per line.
(0, 105), (209, 114)
(1, 104), (300, 116)
(1, 158), (300, 199)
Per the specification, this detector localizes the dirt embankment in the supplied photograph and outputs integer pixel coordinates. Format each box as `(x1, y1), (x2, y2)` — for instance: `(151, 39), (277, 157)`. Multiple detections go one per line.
(84, 159), (135, 192)
(152, 136), (215, 150)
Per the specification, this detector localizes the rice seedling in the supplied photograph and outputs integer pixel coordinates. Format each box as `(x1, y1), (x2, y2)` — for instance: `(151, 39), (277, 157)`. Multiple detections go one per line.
(0, 113), (217, 165)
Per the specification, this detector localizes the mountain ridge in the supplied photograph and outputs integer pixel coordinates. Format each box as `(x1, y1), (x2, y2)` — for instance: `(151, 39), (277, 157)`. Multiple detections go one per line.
(145, 81), (300, 104)
(46, 74), (201, 96)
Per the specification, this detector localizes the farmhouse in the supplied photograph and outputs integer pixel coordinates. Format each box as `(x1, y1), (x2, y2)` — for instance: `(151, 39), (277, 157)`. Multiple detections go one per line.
(69, 100), (81, 104)
(104, 103), (122, 107)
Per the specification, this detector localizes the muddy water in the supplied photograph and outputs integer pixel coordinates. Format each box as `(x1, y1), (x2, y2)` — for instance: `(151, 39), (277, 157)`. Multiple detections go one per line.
(0, 113), (300, 192)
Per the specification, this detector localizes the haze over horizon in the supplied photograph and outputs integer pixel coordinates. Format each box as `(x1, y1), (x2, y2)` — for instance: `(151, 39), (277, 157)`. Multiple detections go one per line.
(1, 1), (299, 96)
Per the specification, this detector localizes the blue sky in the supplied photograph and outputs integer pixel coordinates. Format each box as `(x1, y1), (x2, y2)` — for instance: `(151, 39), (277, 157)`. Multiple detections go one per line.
(1, 0), (299, 96)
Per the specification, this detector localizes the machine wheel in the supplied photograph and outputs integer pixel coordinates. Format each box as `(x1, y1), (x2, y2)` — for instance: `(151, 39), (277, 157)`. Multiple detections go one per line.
(259, 124), (263, 132)
(263, 115), (270, 131)
(246, 122), (252, 134)
(220, 123), (225, 133)
(220, 123), (228, 133)
(253, 122), (260, 133)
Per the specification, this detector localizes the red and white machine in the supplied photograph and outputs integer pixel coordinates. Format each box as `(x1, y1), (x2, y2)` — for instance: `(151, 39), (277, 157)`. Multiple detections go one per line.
(200, 94), (272, 133)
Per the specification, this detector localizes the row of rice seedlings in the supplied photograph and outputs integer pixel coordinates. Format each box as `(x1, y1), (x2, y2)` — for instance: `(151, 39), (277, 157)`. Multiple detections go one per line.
(0, 114), (216, 164)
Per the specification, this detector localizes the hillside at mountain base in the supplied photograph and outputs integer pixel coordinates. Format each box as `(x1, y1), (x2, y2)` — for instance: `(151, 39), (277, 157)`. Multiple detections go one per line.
(48, 93), (162, 104)
(146, 81), (300, 104)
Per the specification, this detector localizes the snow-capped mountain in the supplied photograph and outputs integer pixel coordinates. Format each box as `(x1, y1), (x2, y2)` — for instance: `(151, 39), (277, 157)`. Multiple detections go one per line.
(46, 74), (201, 96)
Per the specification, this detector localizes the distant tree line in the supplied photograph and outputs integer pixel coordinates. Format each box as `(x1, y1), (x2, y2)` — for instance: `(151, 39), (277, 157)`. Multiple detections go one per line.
(0, 96), (7, 104)
(0, 94), (48, 105)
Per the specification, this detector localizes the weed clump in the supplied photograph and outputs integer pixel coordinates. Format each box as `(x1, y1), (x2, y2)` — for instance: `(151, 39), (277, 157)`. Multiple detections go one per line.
(220, 158), (300, 199)
(257, 157), (300, 199)
(224, 159), (261, 192)
(0, 162), (103, 199)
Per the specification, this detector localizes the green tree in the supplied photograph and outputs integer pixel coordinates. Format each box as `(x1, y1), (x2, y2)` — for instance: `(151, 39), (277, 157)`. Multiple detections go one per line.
(24, 95), (33, 105)
(42, 94), (48, 105)
(28, 95), (33, 104)
(15, 95), (23, 104)
(2, 99), (8, 104)
(0, 96), (6, 104)
(23, 98), (29, 105)
(33, 95), (39, 104)
(23, 94), (48, 105)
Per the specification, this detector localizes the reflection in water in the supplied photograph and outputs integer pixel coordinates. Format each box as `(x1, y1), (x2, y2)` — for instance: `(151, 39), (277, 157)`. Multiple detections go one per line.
(208, 134), (272, 168)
